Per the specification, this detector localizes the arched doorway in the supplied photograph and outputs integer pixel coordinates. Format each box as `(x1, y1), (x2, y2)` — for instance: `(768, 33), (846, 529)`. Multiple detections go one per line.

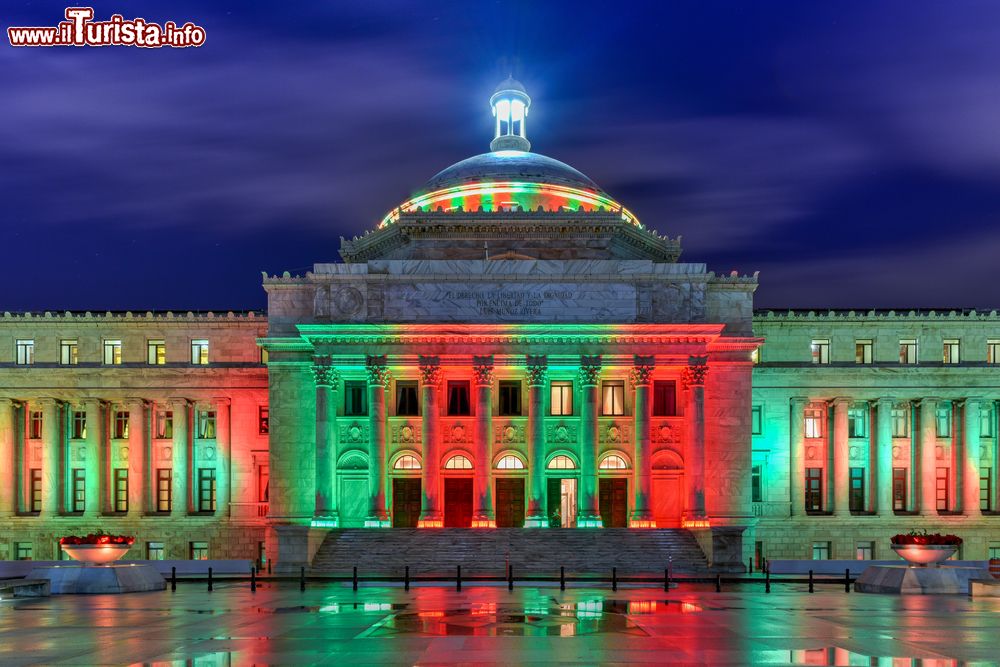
(545, 452), (579, 528)
(443, 452), (474, 527)
(651, 449), (684, 528)
(336, 451), (369, 528)
(598, 451), (630, 528)
(389, 451), (422, 528)
(494, 451), (527, 527)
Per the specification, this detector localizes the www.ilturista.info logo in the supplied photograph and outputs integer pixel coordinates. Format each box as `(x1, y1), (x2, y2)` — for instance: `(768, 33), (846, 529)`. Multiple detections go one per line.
(8, 7), (206, 48)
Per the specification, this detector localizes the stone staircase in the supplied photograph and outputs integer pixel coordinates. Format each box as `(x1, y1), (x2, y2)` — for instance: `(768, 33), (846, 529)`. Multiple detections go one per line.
(310, 528), (709, 576)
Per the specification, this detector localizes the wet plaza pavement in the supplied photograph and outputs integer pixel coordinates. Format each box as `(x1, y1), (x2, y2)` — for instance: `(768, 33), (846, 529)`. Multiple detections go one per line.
(1, 582), (998, 665)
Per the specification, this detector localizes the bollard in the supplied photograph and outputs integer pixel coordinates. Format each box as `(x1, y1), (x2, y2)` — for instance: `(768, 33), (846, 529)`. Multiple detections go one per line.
(715, 573), (721, 593)
(664, 567), (670, 592)
(560, 566), (565, 591)
(765, 567), (771, 594)
(207, 567), (213, 592)
(612, 567), (618, 592)
(170, 566), (177, 592)
(456, 565), (462, 592)
(808, 569), (814, 593)
(508, 565), (514, 591)
(251, 566), (257, 593)
(748, 557), (753, 575)
(404, 565), (410, 592)
(300, 566), (306, 592)
(845, 568), (851, 594)
(267, 561), (272, 576)
(352, 566), (358, 592)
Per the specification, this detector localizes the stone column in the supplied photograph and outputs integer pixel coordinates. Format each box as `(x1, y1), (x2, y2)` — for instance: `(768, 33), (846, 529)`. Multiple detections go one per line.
(366, 356), (390, 526)
(831, 398), (851, 516)
(577, 356), (602, 527)
(126, 398), (146, 516)
(0, 399), (16, 517)
(313, 360), (339, 522)
(789, 397), (808, 517)
(419, 357), (442, 526)
(918, 398), (938, 515)
(875, 398), (894, 517)
(525, 356), (550, 526)
(963, 398), (982, 517)
(472, 356), (495, 527)
(39, 398), (61, 517)
(168, 398), (190, 516)
(215, 397), (231, 518)
(630, 357), (655, 526)
(682, 361), (708, 521)
(81, 399), (102, 518)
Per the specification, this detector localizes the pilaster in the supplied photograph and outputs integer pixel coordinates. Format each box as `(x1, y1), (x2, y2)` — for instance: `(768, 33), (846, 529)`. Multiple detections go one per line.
(39, 398), (61, 517)
(789, 397), (808, 517)
(419, 356), (442, 527)
(365, 355), (390, 526)
(0, 398), (16, 517)
(214, 397), (232, 519)
(126, 398), (147, 517)
(962, 398), (982, 517)
(472, 356), (495, 527)
(918, 397), (938, 516)
(525, 355), (550, 527)
(629, 356), (654, 527)
(81, 398), (103, 518)
(682, 359), (708, 523)
(875, 397), (894, 517)
(576, 355), (602, 528)
(168, 398), (190, 517)
(831, 397), (851, 516)
(312, 359), (339, 523)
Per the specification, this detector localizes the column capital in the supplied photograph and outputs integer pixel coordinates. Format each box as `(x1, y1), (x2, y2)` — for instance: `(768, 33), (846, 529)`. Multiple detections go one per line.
(790, 396), (809, 408)
(166, 397), (190, 409)
(961, 396), (984, 407)
(472, 355), (494, 387)
(681, 360), (708, 389)
(629, 355), (655, 388)
(311, 361), (340, 388)
(365, 355), (392, 388)
(212, 396), (232, 407)
(125, 397), (148, 409)
(830, 397), (853, 407)
(577, 355), (601, 387)
(0, 397), (17, 408)
(418, 355), (442, 385)
(917, 397), (940, 408)
(526, 355), (549, 386)
(875, 396), (895, 407)
(35, 397), (61, 408)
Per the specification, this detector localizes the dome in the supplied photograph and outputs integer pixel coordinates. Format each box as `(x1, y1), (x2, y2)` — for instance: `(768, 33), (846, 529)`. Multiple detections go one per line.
(493, 76), (527, 95)
(422, 150), (602, 193)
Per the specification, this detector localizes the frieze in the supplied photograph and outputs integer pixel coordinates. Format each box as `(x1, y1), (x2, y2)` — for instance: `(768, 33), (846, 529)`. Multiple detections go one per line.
(339, 421), (369, 445)
(599, 422), (631, 446)
(546, 422), (577, 445)
(494, 422), (525, 445)
(651, 421), (682, 444)
(391, 422), (421, 445)
(444, 422), (470, 444)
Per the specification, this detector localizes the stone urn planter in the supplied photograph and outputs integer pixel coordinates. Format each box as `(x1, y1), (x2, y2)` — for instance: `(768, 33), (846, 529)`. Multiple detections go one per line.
(60, 544), (132, 566)
(891, 544), (958, 567)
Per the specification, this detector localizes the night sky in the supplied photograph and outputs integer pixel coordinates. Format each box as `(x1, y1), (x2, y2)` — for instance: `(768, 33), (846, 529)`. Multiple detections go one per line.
(3, 1), (999, 312)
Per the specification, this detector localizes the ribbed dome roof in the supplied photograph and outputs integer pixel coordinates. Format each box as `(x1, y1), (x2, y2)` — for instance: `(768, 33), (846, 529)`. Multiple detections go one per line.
(422, 150), (603, 194)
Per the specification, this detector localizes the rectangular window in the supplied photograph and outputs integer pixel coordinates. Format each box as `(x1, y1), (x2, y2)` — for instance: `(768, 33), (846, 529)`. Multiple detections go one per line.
(943, 339), (960, 364)
(344, 381), (367, 416)
(191, 339), (209, 365)
(602, 381), (625, 416)
(392, 381), (419, 416)
(147, 339), (166, 365)
(190, 541), (209, 560)
(899, 339), (918, 364)
(811, 541), (831, 560)
(15, 542), (32, 561)
(113, 468), (128, 513)
(103, 339), (122, 365)
(157, 468), (172, 513)
(550, 382), (573, 416)
(28, 410), (43, 440)
(805, 468), (823, 512)
(988, 340), (1000, 365)
(848, 406), (867, 438)
(751, 406), (763, 435)
(498, 381), (521, 416)
(71, 410), (87, 440)
(447, 380), (471, 416)
(147, 542), (165, 560)
(982, 404), (995, 437)
(892, 467), (908, 511)
(198, 410), (216, 439)
(71, 469), (85, 512)
(935, 467), (949, 512)
(155, 410), (173, 439)
(804, 407), (823, 439)
(15, 339), (34, 365)
(989, 542), (1000, 560)
(751, 464), (763, 503)
(60, 339), (79, 365)
(810, 339), (830, 364)
(981, 467), (993, 513)
(652, 380), (677, 417)
(891, 405), (909, 438)
(855, 339), (873, 364)
(258, 406), (269, 434)
(936, 405), (952, 438)
(856, 541), (874, 561)
(113, 410), (129, 440)
(198, 468), (217, 512)
(29, 469), (42, 512)
(751, 348), (760, 365)
(260, 347), (269, 364)
(849, 467), (865, 512)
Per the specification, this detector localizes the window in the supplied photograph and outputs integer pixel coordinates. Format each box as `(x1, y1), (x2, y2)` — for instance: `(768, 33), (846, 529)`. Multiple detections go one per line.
(856, 542), (874, 561)
(156, 410), (173, 439)
(810, 339), (830, 364)
(848, 406), (866, 438)
(599, 454), (629, 470)
(190, 541), (209, 560)
(498, 381), (522, 416)
(444, 455), (473, 470)
(71, 410), (87, 440)
(988, 542), (1000, 560)
(751, 464), (763, 503)
(344, 381), (367, 416)
(982, 404), (995, 437)
(258, 406), (269, 434)
(943, 339), (960, 364)
(147, 542), (165, 560)
(855, 339), (873, 364)
(198, 410), (216, 439)
(751, 348), (760, 364)
(805, 468), (823, 512)
(113, 469), (128, 513)
(936, 467), (949, 512)
(198, 468), (217, 512)
(60, 339), (79, 365)
(15, 339), (34, 365)
(28, 410), (42, 440)
(447, 381), (471, 416)
(547, 455), (576, 470)
(103, 339), (122, 365)
(804, 407), (823, 439)
(260, 347), (269, 364)
(988, 340), (1000, 364)
(751, 406), (763, 436)
(393, 455), (421, 470)
(811, 541), (831, 560)
(892, 405), (909, 438)
(849, 467), (865, 512)
(496, 455), (525, 469)
(395, 381), (419, 416)
(191, 339), (209, 365)
(71, 469), (85, 512)
(652, 381), (677, 416)
(935, 405), (952, 438)
(899, 339), (918, 364)
(29, 469), (42, 512)
(147, 339), (166, 365)
(157, 469), (172, 512)
(550, 382), (573, 416)
(892, 468), (908, 511)
(602, 381), (625, 416)
(15, 543), (32, 561)
(981, 468), (993, 512)
(113, 410), (130, 440)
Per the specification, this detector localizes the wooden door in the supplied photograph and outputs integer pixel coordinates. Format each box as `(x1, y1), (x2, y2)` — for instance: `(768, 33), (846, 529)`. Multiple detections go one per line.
(652, 476), (682, 528)
(392, 478), (421, 528)
(444, 478), (473, 527)
(599, 478), (628, 528)
(495, 478), (525, 527)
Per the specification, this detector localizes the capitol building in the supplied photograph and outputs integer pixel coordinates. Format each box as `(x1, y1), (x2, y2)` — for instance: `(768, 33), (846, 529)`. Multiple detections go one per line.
(1, 79), (998, 572)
